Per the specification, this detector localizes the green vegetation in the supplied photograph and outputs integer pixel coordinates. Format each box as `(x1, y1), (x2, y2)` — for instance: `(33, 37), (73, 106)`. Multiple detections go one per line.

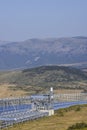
(2, 104), (87, 130)
(0, 66), (87, 94)
(67, 122), (87, 130)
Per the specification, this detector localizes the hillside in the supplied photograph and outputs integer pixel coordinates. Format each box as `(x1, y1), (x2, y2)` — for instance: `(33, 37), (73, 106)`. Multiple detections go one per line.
(3, 104), (87, 130)
(0, 66), (87, 96)
(0, 36), (87, 70)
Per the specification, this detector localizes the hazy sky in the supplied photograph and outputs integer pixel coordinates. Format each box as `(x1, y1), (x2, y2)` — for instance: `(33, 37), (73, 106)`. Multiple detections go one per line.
(0, 0), (87, 41)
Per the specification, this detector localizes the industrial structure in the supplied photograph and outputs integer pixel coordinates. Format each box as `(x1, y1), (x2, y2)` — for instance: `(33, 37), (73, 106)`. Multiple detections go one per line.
(0, 88), (54, 129)
(0, 88), (87, 129)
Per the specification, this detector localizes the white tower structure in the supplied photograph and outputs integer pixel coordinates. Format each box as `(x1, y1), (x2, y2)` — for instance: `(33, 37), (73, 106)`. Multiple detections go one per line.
(50, 87), (54, 100)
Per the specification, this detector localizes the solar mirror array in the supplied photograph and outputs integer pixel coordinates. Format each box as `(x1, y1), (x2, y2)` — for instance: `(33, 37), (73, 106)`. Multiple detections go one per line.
(0, 88), (87, 129)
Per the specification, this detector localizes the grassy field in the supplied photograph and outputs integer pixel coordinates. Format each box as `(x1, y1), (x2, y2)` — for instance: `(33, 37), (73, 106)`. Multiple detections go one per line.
(0, 66), (87, 91)
(2, 105), (87, 130)
(54, 88), (83, 94)
(0, 83), (44, 98)
(0, 83), (83, 98)
(0, 84), (28, 98)
(0, 66), (87, 98)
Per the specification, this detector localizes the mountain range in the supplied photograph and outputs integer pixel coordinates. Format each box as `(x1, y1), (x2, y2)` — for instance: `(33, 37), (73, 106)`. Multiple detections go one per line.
(0, 36), (87, 70)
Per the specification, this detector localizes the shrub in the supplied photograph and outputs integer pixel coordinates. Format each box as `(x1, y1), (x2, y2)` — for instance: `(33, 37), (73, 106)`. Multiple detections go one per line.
(67, 122), (87, 130)
(75, 106), (81, 111)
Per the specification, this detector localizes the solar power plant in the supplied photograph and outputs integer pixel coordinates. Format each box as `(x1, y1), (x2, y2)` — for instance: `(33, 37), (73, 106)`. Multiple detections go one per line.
(0, 96), (49, 129)
(0, 90), (87, 129)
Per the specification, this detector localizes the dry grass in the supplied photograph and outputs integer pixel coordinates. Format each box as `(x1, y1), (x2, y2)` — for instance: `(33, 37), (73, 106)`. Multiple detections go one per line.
(0, 83), (84, 98)
(0, 84), (83, 99)
(54, 89), (83, 94)
(0, 84), (27, 98)
(3, 105), (87, 130)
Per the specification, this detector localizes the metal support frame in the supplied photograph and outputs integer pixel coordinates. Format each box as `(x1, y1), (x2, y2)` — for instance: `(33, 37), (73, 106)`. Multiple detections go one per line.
(1, 88), (87, 129)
